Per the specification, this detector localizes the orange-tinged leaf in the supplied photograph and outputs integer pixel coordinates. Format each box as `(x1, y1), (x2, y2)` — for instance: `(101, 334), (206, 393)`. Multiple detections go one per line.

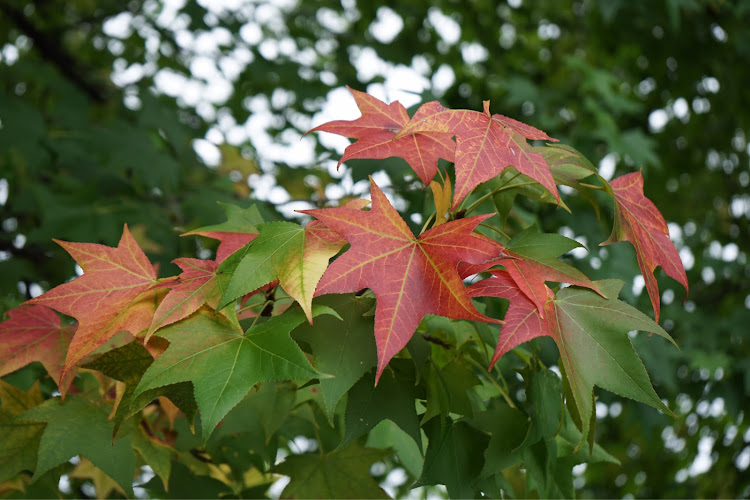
(0, 304), (76, 394)
(302, 178), (503, 381)
(602, 171), (688, 321)
(395, 100), (559, 208)
(309, 86), (455, 185)
(27, 225), (161, 380)
(148, 258), (223, 336)
(219, 199), (368, 323)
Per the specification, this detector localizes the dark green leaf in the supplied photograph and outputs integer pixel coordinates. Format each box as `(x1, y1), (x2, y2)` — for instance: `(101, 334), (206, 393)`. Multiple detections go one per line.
(274, 441), (391, 499)
(0, 380), (45, 481)
(19, 395), (136, 496)
(343, 367), (421, 453)
(294, 294), (377, 421)
(419, 418), (489, 498)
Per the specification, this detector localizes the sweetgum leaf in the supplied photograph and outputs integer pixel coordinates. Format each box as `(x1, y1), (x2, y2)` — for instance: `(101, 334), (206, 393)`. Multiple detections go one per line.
(273, 440), (391, 499)
(309, 86), (454, 185)
(303, 178), (502, 381)
(132, 306), (332, 442)
(395, 100), (559, 208)
(602, 171), (689, 321)
(293, 294), (377, 421)
(468, 269), (544, 367)
(0, 380), (45, 482)
(342, 368), (422, 452)
(19, 395), (136, 496)
(27, 225), (161, 380)
(366, 420), (424, 479)
(125, 420), (174, 489)
(82, 340), (198, 434)
(183, 203), (263, 263)
(0, 304), (75, 395)
(471, 276), (677, 443)
(69, 458), (126, 499)
(503, 227), (603, 316)
(148, 258), (225, 336)
(419, 418), (489, 498)
(219, 207), (362, 322)
(550, 280), (677, 440)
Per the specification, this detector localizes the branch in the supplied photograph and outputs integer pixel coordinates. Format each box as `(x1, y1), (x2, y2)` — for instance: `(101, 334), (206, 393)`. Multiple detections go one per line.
(0, 0), (111, 103)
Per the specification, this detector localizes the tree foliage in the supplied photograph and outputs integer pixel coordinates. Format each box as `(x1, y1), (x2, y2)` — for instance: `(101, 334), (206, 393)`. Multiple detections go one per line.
(1, 0), (749, 498)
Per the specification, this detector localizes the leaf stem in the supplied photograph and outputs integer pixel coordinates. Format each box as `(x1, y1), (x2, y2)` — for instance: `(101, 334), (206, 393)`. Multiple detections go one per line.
(478, 222), (510, 241)
(419, 212), (436, 234)
(435, 166), (446, 183)
(466, 355), (516, 409)
(462, 173), (534, 216)
(579, 182), (607, 191)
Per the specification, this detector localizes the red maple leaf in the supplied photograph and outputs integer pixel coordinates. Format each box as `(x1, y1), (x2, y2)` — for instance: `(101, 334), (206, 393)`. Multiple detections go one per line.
(308, 86), (455, 185)
(395, 100), (560, 209)
(468, 270), (544, 367)
(302, 178), (503, 381)
(27, 225), (162, 379)
(501, 252), (603, 318)
(602, 171), (689, 321)
(0, 304), (76, 394)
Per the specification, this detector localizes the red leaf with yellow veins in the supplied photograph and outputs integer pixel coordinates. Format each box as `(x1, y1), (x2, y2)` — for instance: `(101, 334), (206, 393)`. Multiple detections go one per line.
(602, 172), (688, 321)
(148, 258), (223, 335)
(0, 304), (76, 394)
(27, 225), (161, 379)
(309, 86), (455, 185)
(395, 100), (559, 209)
(499, 227), (604, 317)
(302, 179), (502, 381)
(468, 270), (544, 368)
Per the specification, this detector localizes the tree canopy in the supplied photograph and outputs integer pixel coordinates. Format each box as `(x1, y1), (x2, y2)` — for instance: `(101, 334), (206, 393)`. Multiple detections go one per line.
(1, 0), (749, 498)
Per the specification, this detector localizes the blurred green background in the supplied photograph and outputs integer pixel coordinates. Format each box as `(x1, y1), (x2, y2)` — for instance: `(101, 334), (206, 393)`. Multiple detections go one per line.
(1, 0), (748, 497)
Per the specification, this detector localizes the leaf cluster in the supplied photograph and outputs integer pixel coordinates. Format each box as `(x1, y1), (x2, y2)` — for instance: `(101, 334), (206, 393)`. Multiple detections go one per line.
(0, 89), (688, 499)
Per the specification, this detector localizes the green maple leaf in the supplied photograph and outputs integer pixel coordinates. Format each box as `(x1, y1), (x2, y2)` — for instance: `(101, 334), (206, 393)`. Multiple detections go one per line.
(293, 294), (377, 421)
(124, 419), (174, 490)
(131, 306), (334, 441)
(273, 441), (391, 499)
(550, 279), (677, 441)
(342, 367), (422, 453)
(419, 418), (489, 498)
(18, 395), (136, 496)
(0, 380), (45, 482)
(219, 203), (365, 322)
(471, 277), (677, 443)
